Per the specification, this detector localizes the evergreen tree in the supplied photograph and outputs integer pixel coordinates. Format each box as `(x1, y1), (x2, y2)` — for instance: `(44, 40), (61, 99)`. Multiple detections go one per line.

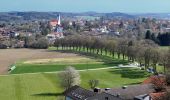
(145, 30), (151, 39)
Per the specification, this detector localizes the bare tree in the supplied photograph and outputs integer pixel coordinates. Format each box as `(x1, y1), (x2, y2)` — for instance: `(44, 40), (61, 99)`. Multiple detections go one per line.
(136, 46), (145, 67)
(160, 49), (170, 73)
(58, 66), (81, 90)
(144, 47), (152, 69)
(150, 48), (160, 72)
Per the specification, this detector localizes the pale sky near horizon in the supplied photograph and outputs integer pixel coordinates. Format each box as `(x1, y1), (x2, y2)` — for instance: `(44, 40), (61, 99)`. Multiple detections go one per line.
(0, 0), (170, 13)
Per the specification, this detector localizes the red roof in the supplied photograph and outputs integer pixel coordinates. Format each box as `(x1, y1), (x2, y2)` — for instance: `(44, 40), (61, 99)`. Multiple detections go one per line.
(50, 20), (58, 27)
(50, 19), (58, 22)
(143, 75), (166, 86)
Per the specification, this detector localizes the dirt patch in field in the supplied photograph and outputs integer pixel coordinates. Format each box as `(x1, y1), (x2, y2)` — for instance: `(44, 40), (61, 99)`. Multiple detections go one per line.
(23, 57), (102, 65)
(0, 49), (79, 74)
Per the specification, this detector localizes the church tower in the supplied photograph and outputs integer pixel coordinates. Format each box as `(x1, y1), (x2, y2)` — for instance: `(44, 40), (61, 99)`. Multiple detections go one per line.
(58, 14), (61, 26)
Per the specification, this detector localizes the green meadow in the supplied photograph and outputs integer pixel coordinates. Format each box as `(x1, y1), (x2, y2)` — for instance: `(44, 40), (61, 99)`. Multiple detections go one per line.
(0, 68), (150, 100)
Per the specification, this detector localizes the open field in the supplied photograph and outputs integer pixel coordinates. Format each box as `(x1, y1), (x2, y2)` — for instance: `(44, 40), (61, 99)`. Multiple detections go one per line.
(10, 48), (128, 74)
(0, 49), (83, 74)
(0, 68), (150, 100)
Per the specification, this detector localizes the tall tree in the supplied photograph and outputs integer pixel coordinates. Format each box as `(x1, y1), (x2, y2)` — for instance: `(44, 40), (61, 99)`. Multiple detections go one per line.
(145, 30), (152, 39)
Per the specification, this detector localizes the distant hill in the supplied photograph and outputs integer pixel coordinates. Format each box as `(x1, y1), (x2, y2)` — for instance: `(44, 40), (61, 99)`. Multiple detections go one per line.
(133, 13), (170, 19)
(104, 12), (135, 19)
(0, 12), (169, 22)
(0, 12), (136, 22)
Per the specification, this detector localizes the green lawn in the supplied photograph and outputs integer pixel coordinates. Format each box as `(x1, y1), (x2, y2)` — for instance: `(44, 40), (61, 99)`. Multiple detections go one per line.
(11, 48), (128, 74)
(159, 46), (169, 50)
(0, 68), (150, 100)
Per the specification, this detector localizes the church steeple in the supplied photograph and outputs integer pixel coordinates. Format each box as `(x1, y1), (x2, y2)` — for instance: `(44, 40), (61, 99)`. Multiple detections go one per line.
(58, 14), (61, 25)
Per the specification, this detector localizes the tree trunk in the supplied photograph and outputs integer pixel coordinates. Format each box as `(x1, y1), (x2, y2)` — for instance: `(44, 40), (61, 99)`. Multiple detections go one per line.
(164, 64), (166, 74)
(97, 49), (99, 54)
(118, 53), (120, 59)
(112, 52), (115, 58)
(123, 54), (125, 60)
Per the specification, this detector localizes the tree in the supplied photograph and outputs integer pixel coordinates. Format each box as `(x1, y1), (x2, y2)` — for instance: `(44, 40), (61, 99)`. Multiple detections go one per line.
(167, 48), (170, 71)
(136, 45), (145, 67)
(157, 32), (170, 46)
(89, 80), (99, 89)
(30, 37), (49, 49)
(145, 30), (151, 39)
(116, 39), (128, 60)
(58, 66), (80, 90)
(40, 22), (51, 36)
(150, 48), (160, 72)
(144, 47), (152, 69)
(24, 36), (35, 48)
(160, 48), (170, 73)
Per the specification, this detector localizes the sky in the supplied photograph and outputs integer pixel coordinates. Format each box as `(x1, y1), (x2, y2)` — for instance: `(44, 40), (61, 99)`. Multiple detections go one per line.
(0, 0), (170, 13)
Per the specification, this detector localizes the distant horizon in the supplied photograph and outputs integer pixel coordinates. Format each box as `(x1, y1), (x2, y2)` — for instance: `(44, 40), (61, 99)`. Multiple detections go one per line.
(0, 11), (170, 14)
(0, 0), (170, 13)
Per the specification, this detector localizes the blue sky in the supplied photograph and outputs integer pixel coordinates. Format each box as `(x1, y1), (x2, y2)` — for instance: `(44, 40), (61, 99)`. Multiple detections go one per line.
(0, 0), (170, 13)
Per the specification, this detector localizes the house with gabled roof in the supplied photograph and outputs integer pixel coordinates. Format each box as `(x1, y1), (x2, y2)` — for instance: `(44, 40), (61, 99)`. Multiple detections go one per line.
(64, 84), (156, 100)
(64, 85), (122, 100)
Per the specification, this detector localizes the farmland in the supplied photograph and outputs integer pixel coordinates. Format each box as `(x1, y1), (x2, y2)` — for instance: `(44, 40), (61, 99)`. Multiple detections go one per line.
(0, 49), (82, 74)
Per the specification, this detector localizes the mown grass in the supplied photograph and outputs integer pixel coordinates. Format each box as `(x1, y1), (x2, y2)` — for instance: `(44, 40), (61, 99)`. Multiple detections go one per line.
(11, 60), (127, 74)
(11, 47), (128, 74)
(159, 46), (169, 50)
(0, 68), (150, 100)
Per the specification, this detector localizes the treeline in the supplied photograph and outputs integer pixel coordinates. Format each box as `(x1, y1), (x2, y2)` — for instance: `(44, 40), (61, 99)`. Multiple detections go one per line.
(54, 35), (170, 73)
(145, 30), (170, 46)
(24, 36), (49, 49)
(0, 35), (49, 49)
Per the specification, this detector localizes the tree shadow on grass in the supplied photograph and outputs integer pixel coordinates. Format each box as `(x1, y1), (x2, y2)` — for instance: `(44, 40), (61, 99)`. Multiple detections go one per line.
(109, 68), (150, 79)
(32, 92), (63, 97)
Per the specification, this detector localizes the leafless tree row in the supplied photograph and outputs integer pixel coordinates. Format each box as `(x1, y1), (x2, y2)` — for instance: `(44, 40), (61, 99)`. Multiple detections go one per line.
(54, 35), (170, 73)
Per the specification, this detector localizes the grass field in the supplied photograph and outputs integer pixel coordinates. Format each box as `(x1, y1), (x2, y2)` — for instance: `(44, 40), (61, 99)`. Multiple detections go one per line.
(11, 48), (128, 74)
(0, 68), (150, 100)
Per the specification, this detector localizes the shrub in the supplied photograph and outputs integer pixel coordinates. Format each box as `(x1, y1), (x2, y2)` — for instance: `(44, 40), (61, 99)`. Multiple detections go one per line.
(150, 76), (166, 92)
(30, 38), (49, 49)
(89, 80), (99, 89)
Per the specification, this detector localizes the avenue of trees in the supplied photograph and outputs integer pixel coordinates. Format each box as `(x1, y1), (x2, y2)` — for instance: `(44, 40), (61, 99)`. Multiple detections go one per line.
(54, 35), (170, 73)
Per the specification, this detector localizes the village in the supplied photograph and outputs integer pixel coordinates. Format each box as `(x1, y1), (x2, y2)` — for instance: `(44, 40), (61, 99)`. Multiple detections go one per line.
(0, 13), (170, 49)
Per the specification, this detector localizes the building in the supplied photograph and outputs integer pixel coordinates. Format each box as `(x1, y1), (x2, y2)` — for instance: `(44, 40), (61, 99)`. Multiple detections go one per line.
(49, 14), (61, 30)
(64, 84), (155, 100)
(50, 19), (58, 30)
(47, 14), (64, 42)
(64, 85), (122, 100)
(105, 84), (155, 100)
